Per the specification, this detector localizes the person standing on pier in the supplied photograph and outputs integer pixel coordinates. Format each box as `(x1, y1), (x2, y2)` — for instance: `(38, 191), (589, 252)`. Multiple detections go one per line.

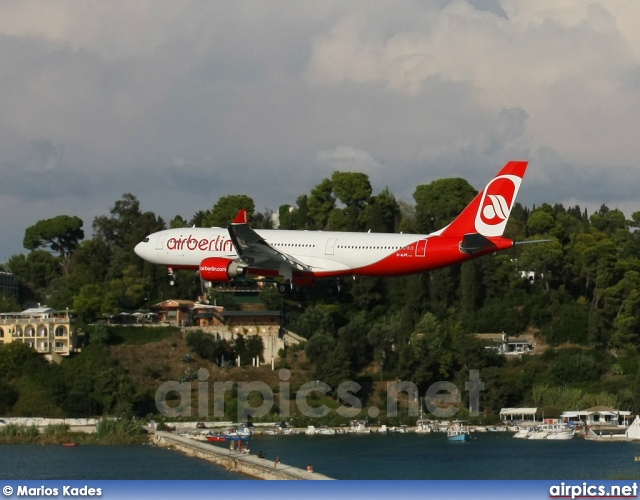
(274, 456), (280, 468)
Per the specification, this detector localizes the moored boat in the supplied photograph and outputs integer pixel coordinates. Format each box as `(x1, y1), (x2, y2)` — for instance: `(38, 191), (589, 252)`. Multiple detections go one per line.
(447, 422), (470, 442)
(206, 425), (253, 443)
(545, 428), (575, 440)
(512, 428), (531, 439)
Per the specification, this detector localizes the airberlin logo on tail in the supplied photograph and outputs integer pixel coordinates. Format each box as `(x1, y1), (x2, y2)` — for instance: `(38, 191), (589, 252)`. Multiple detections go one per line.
(474, 175), (521, 237)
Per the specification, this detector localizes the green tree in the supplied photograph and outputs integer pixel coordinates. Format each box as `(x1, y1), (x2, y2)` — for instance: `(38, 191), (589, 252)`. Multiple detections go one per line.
(293, 195), (310, 229)
(516, 239), (564, 290)
(305, 332), (336, 367)
(307, 179), (335, 230)
(331, 172), (372, 231)
(336, 313), (372, 372)
(92, 193), (165, 277)
(366, 188), (401, 233)
(204, 195), (255, 227)
(278, 204), (296, 230)
(7, 250), (61, 292)
(314, 341), (354, 391)
(0, 294), (21, 313)
(0, 379), (19, 413)
(604, 271), (640, 353)
(61, 343), (141, 417)
(400, 313), (454, 392)
(526, 207), (556, 236)
(23, 215), (84, 277)
(293, 306), (335, 339)
(73, 284), (103, 323)
(590, 205), (627, 236)
(413, 178), (476, 233)
(170, 215), (188, 228)
(246, 335), (265, 363)
(0, 343), (65, 416)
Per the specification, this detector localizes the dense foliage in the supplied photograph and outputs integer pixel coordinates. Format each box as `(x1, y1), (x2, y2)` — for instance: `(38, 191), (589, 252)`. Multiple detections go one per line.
(2, 172), (640, 420)
(0, 342), (152, 418)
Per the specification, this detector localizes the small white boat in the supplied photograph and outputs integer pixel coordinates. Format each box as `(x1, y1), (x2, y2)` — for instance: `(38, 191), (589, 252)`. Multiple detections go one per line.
(545, 425), (575, 440)
(415, 406), (432, 433)
(224, 425), (253, 438)
(415, 422), (432, 434)
(527, 429), (548, 440)
(351, 422), (371, 434)
(512, 428), (531, 439)
(518, 423), (575, 440)
(316, 427), (336, 435)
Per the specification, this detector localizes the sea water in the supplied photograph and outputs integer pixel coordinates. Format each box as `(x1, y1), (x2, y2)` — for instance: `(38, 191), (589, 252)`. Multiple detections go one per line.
(0, 444), (245, 480)
(248, 432), (640, 480)
(2, 433), (639, 480)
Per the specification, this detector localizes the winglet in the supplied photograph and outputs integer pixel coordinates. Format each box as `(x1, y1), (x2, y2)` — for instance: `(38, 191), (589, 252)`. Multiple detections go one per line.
(232, 209), (248, 225)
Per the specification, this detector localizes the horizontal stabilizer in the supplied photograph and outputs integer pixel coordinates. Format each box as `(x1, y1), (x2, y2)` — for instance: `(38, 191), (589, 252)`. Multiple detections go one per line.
(460, 233), (497, 254)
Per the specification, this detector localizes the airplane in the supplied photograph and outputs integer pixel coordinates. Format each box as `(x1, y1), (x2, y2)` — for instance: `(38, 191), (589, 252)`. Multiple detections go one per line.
(135, 160), (529, 293)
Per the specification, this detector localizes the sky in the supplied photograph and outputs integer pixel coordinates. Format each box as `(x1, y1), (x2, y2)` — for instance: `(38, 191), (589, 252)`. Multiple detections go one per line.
(2, 0), (640, 260)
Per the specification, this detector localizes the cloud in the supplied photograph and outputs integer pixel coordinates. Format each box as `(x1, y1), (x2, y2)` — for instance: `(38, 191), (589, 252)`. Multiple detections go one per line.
(316, 146), (384, 175)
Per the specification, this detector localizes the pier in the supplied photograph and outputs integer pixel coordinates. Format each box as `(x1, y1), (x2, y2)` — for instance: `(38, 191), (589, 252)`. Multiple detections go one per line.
(151, 431), (334, 480)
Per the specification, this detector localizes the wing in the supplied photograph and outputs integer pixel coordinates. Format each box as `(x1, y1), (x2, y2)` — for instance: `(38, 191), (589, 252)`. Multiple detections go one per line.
(227, 210), (312, 275)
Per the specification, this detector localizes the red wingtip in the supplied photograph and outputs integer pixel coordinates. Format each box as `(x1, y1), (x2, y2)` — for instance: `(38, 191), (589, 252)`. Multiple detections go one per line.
(233, 209), (248, 224)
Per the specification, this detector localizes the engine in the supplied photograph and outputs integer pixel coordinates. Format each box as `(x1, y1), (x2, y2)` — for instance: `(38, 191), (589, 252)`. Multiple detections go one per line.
(199, 257), (246, 282)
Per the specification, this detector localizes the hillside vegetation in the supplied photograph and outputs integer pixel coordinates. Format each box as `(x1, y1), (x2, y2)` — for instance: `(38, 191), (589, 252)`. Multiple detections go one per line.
(2, 172), (640, 422)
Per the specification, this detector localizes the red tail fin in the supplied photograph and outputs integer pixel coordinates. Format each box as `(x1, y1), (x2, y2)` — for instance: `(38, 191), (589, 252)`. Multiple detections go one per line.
(440, 161), (528, 237)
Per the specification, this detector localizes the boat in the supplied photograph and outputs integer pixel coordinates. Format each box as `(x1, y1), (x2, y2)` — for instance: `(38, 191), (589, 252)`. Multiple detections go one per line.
(527, 428), (548, 440)
(387, 425), (409, 434)
(447, 422), (470, 442)
(206, 434), (227, 443)
(61, 443), (78, 447)
(415, 421), (432, 434)
(206, 425), (253, 443)
(206, 433), (250, 443)
(316, 427), (337, 435)
(350, 421), (371, 434)
(514, 423), (575, 440)
(545, 428), (575, 440)
(512, 428), (531, 439)
(224, 425), (253, 438)
(415, 405), (432, 433)
(543, 423), (575, 440)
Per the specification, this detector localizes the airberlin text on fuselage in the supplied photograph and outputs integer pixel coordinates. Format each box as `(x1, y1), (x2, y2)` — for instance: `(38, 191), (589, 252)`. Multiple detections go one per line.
(167, 235), (234, 253)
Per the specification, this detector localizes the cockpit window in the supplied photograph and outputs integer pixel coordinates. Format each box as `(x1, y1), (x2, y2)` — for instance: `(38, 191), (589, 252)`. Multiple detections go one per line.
(143, 237), (149, 243)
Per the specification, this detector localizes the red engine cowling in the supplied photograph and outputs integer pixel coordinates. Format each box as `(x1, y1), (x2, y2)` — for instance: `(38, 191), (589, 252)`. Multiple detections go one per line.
(199, 257), (246, 282)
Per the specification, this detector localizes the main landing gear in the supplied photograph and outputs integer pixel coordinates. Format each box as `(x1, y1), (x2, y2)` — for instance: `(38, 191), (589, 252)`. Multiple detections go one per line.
(168, 268), (178, 287)
(278, 282), (295, 294)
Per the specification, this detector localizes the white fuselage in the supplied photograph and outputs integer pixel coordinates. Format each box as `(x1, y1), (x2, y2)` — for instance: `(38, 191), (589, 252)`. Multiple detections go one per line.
(135, 227), (429, 274)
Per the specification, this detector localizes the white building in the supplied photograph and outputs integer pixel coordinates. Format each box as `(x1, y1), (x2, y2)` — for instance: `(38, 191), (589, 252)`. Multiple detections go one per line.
(561, 407), (632, 427)
(500, 407), (538, 423)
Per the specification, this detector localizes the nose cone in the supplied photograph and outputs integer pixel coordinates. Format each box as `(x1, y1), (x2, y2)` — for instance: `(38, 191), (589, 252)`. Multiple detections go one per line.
(134, 241), (144, 258)
(134, 237), (150, 260)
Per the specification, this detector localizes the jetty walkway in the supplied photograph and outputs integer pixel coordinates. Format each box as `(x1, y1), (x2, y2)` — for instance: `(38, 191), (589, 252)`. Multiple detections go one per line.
(152, 431), (334, 480)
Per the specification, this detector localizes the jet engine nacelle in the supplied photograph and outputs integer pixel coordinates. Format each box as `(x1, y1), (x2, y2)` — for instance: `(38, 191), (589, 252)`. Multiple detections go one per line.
(199, 257), (246, 282)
